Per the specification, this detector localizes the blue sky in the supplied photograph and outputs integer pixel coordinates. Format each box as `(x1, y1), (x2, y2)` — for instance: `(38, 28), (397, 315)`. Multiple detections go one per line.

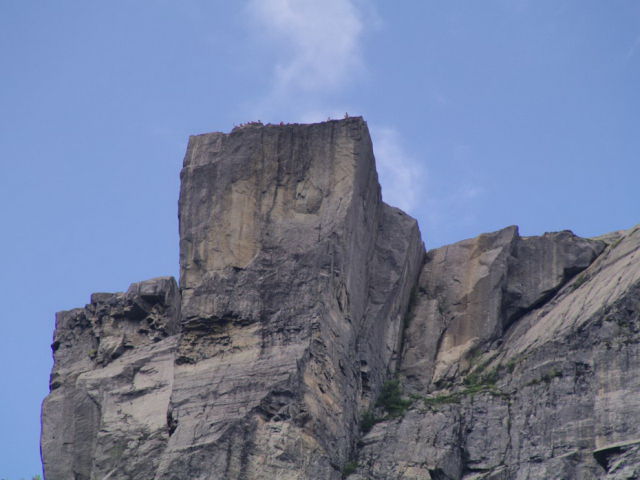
(1, 1), (639, 477)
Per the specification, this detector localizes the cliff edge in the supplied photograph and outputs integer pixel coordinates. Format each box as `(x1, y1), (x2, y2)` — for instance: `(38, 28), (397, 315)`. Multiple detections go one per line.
(41, 118), (640, 479)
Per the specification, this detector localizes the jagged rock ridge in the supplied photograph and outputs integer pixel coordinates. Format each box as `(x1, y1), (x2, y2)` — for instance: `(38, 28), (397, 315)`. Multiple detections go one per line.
(41, 118), (640, 480)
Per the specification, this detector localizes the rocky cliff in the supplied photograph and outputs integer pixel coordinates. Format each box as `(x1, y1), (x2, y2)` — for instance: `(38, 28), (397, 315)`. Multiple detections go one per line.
(41, 118), (640, 480)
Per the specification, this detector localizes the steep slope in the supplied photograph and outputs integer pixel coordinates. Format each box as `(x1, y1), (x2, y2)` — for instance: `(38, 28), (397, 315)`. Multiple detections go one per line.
(41, 118), (424, 479)
(41, 117), (640, 480)
(353, 225), (640, 479)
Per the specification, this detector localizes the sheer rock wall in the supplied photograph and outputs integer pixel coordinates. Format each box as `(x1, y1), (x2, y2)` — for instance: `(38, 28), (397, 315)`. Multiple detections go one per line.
(41, 118), (640, 479)
(41, 118), (424, 479)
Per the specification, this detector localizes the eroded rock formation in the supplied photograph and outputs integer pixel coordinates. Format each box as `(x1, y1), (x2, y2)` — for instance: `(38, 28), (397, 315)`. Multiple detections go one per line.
(41, 118), (640, 479)
(356, 226), (640, 480)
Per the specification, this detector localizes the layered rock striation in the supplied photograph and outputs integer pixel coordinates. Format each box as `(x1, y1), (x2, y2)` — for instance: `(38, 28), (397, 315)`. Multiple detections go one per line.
(42, 118), (423, 479)
(41, 118), (640, 480)
(355, 226), (640, 480)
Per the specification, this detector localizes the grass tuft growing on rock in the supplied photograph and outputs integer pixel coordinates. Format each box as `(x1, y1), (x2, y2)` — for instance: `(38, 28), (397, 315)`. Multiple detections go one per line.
(417, 364), (509, 408)
(572, 274), (588, 290)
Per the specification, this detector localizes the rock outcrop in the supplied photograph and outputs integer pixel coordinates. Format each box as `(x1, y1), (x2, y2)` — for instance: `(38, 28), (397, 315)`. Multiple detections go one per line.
(41, 277), (180, 479)
(42, 118), (423, 479)
(354, 225), (640, 480)
(41, 118), (640, 480)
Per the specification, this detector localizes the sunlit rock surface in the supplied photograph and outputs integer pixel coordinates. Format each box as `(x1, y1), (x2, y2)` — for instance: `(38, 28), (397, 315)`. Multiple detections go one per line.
(42, 118), (639, 479)
(354, 225), (640, 480)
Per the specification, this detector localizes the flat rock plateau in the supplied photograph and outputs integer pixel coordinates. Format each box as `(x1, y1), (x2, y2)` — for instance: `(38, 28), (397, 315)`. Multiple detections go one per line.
(41, 118), (640, 479)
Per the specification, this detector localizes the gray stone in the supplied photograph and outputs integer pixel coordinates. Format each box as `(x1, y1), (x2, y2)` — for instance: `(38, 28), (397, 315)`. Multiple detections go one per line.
(158, 118), (423, 479)
(41, 117), (640, 480)
(401, 226), (604, 390)
(353, 225), (640, 480)
(41, 118), (423, 479)
(41, 277), (180, 480)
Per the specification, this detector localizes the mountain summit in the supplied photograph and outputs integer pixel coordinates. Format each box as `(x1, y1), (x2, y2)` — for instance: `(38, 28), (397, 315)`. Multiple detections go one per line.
(42, 118), (640, 479)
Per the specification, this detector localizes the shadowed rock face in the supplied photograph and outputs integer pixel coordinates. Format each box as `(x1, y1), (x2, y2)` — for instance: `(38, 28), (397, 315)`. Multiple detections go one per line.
(41, 118), (640, 480)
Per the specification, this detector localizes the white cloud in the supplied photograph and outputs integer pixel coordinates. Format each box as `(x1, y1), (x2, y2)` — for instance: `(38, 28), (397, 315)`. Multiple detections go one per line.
(243, 2), (426, 216)
(370, 127), (426, 214)
(248, 0), (364, 92)
(246, 0), (367, 119)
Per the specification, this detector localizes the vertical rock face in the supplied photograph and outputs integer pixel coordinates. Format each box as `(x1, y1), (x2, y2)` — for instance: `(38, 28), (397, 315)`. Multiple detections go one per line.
(161, 118), (423, 479)
(41, 118), (424, 479)
(41, 118), (640, 480)
(353, 226), (640, 480)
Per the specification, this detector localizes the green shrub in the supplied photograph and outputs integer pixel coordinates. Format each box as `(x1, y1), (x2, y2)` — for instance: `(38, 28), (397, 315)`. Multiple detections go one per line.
(541, 368), (563, 383)
(359, 410), (378, 433)
(572, 274), (588, 290)
(419, 366), (508, 409)
(422, 392), (461, 406)
(376, 380), (412, 417)
(464, 366), (498, 389)
(504, 359), (517, 374)
(525, 368), (563, 387)
(342, 461), (358, 477)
